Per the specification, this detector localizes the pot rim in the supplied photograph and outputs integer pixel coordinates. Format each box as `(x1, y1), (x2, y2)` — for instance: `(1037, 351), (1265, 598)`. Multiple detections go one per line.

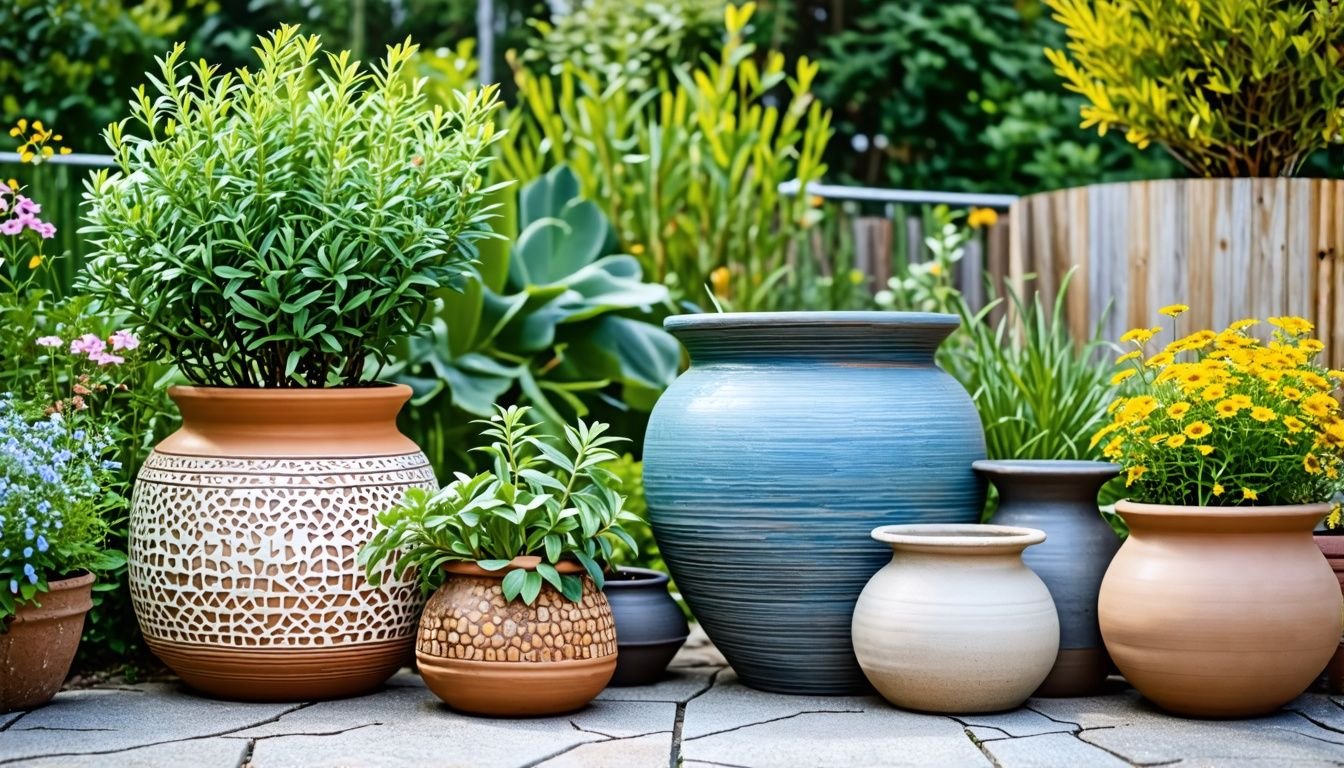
(871, 523), (1046, 550)
(665, 310), (957, 333)
(45, 571), (95, 591)
(440, 556), (585, 578)
(168, 383), (411, 399)
(603, 566), (671, 589)
(972, 459), (1120, 478)
(1116, 499), (1333, 517)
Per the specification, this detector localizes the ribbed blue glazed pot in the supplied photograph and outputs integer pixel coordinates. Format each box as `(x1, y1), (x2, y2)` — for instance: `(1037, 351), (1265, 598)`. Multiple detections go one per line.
(642, 312), (986, 695)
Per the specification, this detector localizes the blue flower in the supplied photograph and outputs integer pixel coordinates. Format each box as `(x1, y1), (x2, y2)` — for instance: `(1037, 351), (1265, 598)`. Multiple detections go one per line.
(36, 536), (48, 553)
(23, 564), (36, 583)
(22, 547), (32, 558)
(35, 501), (50, 513)
(24, 528), (35, 541)
(8, 579), (16, 594)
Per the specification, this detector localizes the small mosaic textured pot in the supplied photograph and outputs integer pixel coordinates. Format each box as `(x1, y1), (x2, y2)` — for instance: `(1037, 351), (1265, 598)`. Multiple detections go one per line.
(852, 524), (1059, 713)
(416, 557), (617, 716)
(1101, 501), (1342, 717)
(129, 385), (433, 701)
(1, 572), (93, 713)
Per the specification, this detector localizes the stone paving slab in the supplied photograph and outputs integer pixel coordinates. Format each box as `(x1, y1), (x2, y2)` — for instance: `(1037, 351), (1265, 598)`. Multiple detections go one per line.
(2, 628), (1344, 768)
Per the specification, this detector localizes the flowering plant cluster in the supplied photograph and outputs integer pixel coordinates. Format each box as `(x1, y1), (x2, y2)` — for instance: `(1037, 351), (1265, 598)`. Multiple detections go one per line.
(1094, 306), (1344, 517)
(0, 395), (124, 622)
(0, 179), (57, 289)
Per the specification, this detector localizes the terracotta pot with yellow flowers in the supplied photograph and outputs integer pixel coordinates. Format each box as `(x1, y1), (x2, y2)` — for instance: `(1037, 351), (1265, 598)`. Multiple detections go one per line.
(1094, 308), (1344, 718)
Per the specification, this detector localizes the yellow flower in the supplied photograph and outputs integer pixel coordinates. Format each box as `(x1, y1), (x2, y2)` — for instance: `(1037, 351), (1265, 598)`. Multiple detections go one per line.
(1215, 399), (1241, 418)
(928, 263), (944, 277)
(629, 243), (646, 255)
(1116, 350), (1141, 364)
(1126, 466), (1147, 487)
(1300, 339), (1325, 354)
(1158, 303), (1190, 317)
(1103, 436), (1124, 459)
(1089, 423), (1118, 449)
(1166, 402), (1190, 419)
(808, 195), (824, 208)
(1305, 454), (1323, 474)
(1120, 326), (1161, 345)
(1228, 318), (1258, 331)
(1110, 369), (1137, 386)
(1284, 415), (1306, 433)
(1328, 503), (1342, 529)
(1249, 406), (1275, 423)
(1242, 487), (1258, 501)
(1184, 421), (1212, 439)
(27, 255), (42, 269)
(967, 207), (999, 229)
(1195, 444), (1214, 456)
(1145, 352), (1174, 368)
(1227, 395), (1252, 408)
(1302, 393), (1338, 419)
(1212, 483), (1225, 496)
(1148, 433), (1170, 445)
(1166, 434), (1187, 448)
(710, 266), (731, 297)
(1200, 384), (1226, 402)
(1268, 316), (1313, 336)
(1282, 386), (1303, 401)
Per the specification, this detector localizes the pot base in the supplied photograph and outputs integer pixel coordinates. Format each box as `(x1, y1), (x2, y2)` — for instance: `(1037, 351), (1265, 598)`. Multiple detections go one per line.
(416, 653), (615, 716)
(609, 641), (687, 687)
(147, 636), (410, 701)
(1033, 648), (1111, 698)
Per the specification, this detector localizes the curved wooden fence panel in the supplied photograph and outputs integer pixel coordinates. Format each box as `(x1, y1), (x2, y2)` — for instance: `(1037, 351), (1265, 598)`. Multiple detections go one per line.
(1007, 179), (1344, 362)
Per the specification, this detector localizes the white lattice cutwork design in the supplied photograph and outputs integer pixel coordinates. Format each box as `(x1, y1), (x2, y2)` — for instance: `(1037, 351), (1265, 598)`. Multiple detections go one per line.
(129, 451), (434, 649)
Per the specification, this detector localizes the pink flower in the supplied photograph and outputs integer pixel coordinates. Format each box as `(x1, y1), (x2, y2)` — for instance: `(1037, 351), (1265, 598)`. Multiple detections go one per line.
(69, 333), (106, 356)
(14, 196), (40, 216)
(89, 351), (125, 366)
(0, 218), (20, 236)
(0, 198), (7, 212)
(35, 221), (55, 239)
(36, 336), (63, 348)
(109, 330), (140, 351)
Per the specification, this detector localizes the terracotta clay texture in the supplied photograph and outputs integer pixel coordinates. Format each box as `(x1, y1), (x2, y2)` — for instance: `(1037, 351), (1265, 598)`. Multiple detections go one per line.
(129, 386), (433, 701)
(1101, 501), (1343, 718)
(852, 524), (1059, 714)
(605, 567), (690, 686)
(1312, 534), (1344, 694)
(1, 572), (94, 712)
(644, 312), (986, 694)
(978, 460), (1121, 697)
(415, 558), (616, 716)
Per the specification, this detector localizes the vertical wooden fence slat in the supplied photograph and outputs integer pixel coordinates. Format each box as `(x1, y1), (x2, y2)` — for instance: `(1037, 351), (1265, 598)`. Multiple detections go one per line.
(1285, 179), (1317, 327)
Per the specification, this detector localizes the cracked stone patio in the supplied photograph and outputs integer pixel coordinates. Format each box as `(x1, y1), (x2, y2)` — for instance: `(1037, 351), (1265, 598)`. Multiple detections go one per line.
(3, 630), (1343, 768)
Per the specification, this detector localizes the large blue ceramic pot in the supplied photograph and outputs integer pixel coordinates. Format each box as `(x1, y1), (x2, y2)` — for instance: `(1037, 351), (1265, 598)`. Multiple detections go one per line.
(642, 312), (986, 694)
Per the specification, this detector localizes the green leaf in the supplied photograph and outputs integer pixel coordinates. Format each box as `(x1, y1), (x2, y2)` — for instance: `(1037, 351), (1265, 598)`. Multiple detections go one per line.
(536, 562), (563, 592)
(476, 559), (513, 571)
(501, 568), (527, 602)
(559, 574), (584, 602)
(521, 570), (543, 604)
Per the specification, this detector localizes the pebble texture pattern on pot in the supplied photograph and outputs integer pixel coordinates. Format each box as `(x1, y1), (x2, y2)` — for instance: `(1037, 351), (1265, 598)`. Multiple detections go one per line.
(852, 524), (1059, 714)
(644, 312), (986, 695)
(1101, 501), (1342, 718)
(129, 386), (432, 702)
(415, 560), (616, 716)
(0, 573), (94, 713)
(978, 459), (1121, 697)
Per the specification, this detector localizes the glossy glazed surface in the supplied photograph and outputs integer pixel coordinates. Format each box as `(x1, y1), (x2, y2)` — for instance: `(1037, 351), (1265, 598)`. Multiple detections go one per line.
(605, 567), (690, 686)
(644, 313), (986, 694)
(979, 459), (1121, 696)
(852, 524), (1058, 713)
(1101, 501), (1343, 717)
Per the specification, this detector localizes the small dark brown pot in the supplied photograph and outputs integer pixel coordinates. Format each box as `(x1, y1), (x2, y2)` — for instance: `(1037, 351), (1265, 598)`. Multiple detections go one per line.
(605, 567), (690, 687)
(415, 557), (616, 716)
(1, 572), (94, 713)
(1315, 533), (1344, 693)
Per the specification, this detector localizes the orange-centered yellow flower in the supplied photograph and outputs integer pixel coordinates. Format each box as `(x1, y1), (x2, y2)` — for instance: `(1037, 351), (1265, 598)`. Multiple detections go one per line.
(1184, 421), (1211, 439)
(1166, 402), (1191, 419)
(1158, 304), (1190, 317)
(1250, 406), (1276, 423)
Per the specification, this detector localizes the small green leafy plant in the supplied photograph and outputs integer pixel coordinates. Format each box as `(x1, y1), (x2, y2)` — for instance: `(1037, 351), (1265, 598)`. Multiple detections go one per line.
(359, 405), (641, 605)
(1044, 0), (1344, 176)
(81, 25), (503, 387)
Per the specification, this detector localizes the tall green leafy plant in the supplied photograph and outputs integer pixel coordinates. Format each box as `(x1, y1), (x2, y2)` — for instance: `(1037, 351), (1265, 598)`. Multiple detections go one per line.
(499, 2), (832, 311)
(81, 26), (503, 387)
(1045, 0), (1344, 177)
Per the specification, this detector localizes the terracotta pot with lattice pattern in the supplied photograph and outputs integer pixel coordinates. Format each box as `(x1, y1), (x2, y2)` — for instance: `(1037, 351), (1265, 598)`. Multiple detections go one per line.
(129, 385), (434, 701)
(415, 557), (617, 716)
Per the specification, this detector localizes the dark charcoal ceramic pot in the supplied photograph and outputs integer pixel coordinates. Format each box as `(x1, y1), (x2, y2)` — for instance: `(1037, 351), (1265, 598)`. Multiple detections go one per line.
(605, 567), (690, 686)
(978, 460), (1121, 697)
(643, 312), (986, 694)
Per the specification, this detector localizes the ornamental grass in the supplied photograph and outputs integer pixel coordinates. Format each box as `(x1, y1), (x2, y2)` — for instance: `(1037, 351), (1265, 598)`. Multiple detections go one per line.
(1094, 306), (1344, 520)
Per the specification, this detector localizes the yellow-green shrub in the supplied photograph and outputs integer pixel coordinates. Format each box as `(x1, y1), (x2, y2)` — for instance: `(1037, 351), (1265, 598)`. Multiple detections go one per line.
(1044, 0), (1344, 177)
(498, 2), (832, 311)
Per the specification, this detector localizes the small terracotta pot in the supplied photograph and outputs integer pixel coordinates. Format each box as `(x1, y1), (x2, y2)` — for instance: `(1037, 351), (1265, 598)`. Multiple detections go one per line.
(1101, 501), (1343, 718)
(129, 385), (434, 701)
(1, 572), (94, 712)
(415, 557), (616, 716)
(605, 567), (689, 686)
(1314, 533), (1344, 694)
(852, 524), (1059, 713)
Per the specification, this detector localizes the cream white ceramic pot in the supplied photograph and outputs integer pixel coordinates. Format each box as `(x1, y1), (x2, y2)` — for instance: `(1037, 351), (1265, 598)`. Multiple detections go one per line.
(852, 524), (1059, 713)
